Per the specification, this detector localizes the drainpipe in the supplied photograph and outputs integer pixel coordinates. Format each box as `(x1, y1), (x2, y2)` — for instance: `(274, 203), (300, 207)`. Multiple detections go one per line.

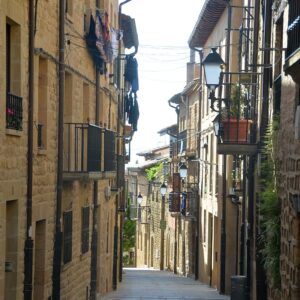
(24, 1), (35, 299)
(168, 100), (180, 274)
(52, 1), (65, 299)
(191, 47), (203, 281)
(90, 64), (100, 300)
(220, 1), (231, 294)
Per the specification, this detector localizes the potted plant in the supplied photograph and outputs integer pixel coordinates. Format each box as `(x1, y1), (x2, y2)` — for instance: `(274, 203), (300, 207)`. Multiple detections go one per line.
(220, 82), (252, 143)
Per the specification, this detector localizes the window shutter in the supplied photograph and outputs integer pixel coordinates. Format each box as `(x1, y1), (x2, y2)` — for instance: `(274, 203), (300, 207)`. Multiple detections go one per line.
(63, 211), (73, 264)
(81, 207), (90, 254)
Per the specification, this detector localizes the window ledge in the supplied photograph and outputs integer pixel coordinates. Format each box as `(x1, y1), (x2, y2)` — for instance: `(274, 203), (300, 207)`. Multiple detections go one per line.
(37, 148), (47, 156)
(6, 129), (22, 137)
(80, 251), (89, 260)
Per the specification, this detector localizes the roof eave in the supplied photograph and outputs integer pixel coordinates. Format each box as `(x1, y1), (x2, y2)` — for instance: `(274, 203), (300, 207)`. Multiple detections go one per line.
(188, 0), (227, 49)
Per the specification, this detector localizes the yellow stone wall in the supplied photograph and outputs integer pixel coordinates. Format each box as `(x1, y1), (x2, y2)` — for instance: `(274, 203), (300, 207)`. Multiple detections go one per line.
(0, 0), (124, 299)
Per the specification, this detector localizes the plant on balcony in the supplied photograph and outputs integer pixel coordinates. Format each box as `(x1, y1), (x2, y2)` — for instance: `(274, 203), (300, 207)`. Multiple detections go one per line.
(220, 82), (251, 143)
(258, 116), (281, 293)
(6, 108), (22, 130)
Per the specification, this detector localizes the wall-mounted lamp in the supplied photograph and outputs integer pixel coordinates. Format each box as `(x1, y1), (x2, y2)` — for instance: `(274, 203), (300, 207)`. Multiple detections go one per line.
(202, 48), (225, 112)
(179, 163), (188, 180)
(137, 192), (143, 205)
(160, 183), (167, 197)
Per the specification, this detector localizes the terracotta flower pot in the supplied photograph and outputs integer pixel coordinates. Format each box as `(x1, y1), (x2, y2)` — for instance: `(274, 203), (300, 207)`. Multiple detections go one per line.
(221, 119), (252, 143)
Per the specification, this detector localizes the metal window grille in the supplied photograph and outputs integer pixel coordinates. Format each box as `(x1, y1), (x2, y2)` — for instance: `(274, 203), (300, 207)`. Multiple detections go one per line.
(63, 211), (73, 264)
(6, 93), (23, 130)
(81, 207), (90, 254)
(287, 0), (300, 57)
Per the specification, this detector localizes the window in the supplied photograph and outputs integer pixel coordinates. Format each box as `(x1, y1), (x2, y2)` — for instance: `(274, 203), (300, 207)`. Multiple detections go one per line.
(106, 214), (109, 253)
(274, 76), (281, 115)
(38, 57), (48, 148)
(63, 211), (73, 264)
(64, 72), (73, 123)
(81, 207), (90, 254)
(83, 82), (90, 123)
(6, 20), (22, 131)
(209, 133), (214, 193)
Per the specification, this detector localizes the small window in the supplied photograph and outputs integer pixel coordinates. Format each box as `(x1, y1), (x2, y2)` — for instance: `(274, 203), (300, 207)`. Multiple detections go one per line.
(38, 57), (48, 148)
(6, 20), (22, 131)
(63, 211), (73, 264)
(81, 207), (90, 254)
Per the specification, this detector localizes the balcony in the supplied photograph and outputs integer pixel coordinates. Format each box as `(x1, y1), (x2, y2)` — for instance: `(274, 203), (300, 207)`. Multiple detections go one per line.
(6, 93), (23, 131)
(63, 123), (103, 180)
(214, 74), (258, 155)
(168, 173), (181, 213)
(181, 190), (198, 220)
(284, 0), (300, 82)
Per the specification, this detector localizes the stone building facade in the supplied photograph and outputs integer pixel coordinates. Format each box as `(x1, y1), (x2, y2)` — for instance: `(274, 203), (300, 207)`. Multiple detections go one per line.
(0, 0), (137, 299)
(268, 1), (300, 299)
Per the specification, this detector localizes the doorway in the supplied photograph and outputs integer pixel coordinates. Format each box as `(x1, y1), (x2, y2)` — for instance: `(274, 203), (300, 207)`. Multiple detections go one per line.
(5, 200), (18, 300)
(33, 220), (46, 300)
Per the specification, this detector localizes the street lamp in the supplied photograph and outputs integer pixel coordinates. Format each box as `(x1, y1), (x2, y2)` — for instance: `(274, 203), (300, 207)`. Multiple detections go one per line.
(202, 47), (225, 112)
(160, 182), (167, 271)
(137, 192), (143, 205)
(179, 163), (188, 180)
(160, 183), (167, 196)
(202, 47), (224, 91)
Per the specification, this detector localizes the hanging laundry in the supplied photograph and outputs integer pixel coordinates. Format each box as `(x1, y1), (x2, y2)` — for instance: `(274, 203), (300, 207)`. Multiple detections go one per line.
(181, 192), (187, 216)
(125, 55), (139, 92)
(129, 94), (139, 132)
(86, 14), (105, 73)
(95, 13), (108, 62)
(110, 27), (119, 60)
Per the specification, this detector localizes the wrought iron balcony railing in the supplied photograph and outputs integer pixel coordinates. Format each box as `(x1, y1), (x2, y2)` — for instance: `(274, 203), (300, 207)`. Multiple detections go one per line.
(6, 93), (23, 130)
(63, 123), (103, 177)
(287, 0), (300, 58)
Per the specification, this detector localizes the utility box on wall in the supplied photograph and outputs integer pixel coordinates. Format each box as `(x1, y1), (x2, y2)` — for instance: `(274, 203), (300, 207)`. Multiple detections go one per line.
(231, 275), (247, 300)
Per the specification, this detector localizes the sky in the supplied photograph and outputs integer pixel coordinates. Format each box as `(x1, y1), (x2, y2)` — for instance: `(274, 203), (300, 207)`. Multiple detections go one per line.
(122, 0), (204, 166)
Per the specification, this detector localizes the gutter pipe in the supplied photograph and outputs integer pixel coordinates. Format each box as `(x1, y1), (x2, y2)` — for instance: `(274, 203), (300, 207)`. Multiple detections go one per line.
(24, 1), (35, 298)
(52, 1), (65, 299)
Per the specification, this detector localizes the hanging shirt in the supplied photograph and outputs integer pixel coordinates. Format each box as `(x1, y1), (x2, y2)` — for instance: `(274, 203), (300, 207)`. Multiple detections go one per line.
(95, 14), (107, 62)
(86, 14), (104, 73)
(125, 55), (139, 92)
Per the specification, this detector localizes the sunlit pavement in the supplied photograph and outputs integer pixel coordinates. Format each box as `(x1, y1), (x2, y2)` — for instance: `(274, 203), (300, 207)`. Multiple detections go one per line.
(98, 268), (230, 300)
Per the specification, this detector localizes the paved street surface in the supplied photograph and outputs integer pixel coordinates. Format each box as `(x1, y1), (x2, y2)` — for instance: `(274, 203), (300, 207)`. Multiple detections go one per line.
(99, 268), (230, 300)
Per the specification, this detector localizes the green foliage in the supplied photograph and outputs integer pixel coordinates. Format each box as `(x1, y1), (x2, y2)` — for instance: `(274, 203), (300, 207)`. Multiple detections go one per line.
(123, 219), (136, 253)
(259, 116), (281, 289)
(145, 162), (163, 182)
(123, 197), (136, 253)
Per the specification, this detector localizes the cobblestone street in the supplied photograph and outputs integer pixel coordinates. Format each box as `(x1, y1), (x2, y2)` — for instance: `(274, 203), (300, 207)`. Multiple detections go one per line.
(99, 268), (230, 300)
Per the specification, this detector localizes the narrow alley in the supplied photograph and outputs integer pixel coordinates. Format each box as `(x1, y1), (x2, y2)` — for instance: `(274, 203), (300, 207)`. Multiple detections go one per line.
(100, 268), (230, 300)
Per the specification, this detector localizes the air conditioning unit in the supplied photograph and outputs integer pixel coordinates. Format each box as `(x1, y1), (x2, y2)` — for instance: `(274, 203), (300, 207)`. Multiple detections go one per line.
(105, 186), (111, 199)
